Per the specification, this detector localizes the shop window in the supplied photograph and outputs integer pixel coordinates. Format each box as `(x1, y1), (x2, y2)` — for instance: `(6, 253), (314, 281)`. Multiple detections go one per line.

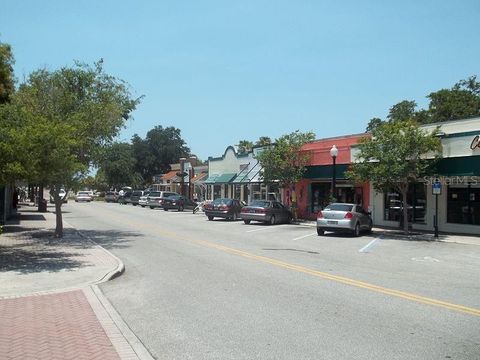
(311, 183), (331, 213)
(447, 186), (480, 225)
(384, 183), (426, 223)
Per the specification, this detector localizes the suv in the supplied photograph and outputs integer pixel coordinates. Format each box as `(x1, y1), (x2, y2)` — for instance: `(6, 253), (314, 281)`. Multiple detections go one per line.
(130, 190), (144, 206)
(146, 191), (179, 209)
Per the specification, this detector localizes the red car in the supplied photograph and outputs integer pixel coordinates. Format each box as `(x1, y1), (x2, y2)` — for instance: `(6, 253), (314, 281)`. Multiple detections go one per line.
(204, 198), (243, 221)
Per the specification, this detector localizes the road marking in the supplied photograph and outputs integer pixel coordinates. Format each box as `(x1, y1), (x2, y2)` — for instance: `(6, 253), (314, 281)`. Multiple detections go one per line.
(77, 204), (480, 318)
(246, 227), (273, 233)
(185, 238), (480, 317)
(359, 236), (382, 253)
(292, 232), (317, 241)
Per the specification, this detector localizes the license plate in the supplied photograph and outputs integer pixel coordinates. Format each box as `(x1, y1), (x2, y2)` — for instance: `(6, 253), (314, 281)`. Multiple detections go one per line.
(327, 220), (338, 225)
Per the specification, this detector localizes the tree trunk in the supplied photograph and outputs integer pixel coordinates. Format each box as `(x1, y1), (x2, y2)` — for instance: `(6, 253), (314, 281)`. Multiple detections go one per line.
(52, 184), (64, 238)
(401, 188), (409, 235)
(55, 199), (63, 238)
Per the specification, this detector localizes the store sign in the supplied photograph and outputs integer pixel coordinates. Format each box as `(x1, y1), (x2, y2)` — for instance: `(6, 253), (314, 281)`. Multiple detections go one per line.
(471, 135), (480, 151)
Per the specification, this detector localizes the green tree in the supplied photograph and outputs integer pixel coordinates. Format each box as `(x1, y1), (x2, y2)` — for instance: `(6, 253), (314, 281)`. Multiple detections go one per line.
(132, 126), (190, 183)
(15, 60), (140, 237)
(347, 120), (442, 234)
(427, 87), (480, 122)
(100, 142), (142, 189)
(255, 136), (272, 146)
(387, 100), (417, 122)
(236, 140), (254, 154)
(256, 130), (315, 208)
(0, 41), (15, 104)
(365, 117), (384, 132)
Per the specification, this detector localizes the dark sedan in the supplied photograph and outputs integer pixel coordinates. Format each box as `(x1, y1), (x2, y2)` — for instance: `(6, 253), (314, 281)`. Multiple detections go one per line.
(204, 198), (243, 221)
(162, 195), (197, 211)
(240, 200), (292, 225)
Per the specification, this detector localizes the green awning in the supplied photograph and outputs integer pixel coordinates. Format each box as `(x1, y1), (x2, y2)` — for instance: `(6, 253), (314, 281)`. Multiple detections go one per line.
(203, 174), (219, 184)
(433, 156), (480, 176)
(204, 173), (237, 184)
(214, 173), (237, 183)
(304, 164), (350, 180)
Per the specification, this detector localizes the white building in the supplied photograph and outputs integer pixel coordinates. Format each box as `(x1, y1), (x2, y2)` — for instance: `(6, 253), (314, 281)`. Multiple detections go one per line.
(205, 146), (279, 202)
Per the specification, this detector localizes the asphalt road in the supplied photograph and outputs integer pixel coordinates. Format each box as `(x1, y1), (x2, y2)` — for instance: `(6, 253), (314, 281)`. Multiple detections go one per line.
(63, 201), (480, 360)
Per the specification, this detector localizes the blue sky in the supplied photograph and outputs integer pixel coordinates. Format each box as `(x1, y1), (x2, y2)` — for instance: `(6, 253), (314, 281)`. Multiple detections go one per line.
(2, 1), (479, 160)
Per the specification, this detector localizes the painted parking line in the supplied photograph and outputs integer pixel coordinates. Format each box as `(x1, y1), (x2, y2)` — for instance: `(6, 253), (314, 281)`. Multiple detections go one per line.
(359, 236), (382, 253)
(246, 227), (273, 233)
(292, 232), (317, 241)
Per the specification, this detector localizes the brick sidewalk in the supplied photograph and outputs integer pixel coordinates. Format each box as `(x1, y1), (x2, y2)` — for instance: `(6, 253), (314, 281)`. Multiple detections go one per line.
(0, 290), (120, 360)
(0, 207), (152, 360)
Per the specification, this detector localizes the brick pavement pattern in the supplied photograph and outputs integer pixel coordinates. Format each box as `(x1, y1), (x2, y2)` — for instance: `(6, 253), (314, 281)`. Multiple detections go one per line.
(0, 290), (120, 360)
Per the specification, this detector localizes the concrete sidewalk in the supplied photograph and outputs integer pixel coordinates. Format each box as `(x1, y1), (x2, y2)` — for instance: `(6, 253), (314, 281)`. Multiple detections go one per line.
(0, 206), (153, 360)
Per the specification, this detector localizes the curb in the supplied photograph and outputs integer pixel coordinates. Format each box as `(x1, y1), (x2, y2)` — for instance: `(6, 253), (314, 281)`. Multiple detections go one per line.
(88, 285), (156, 360)
(74, 229), (126, 283)
(62, 218), (126, 284)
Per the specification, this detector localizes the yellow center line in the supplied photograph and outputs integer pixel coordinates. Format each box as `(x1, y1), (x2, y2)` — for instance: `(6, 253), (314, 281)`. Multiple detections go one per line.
(86, 205), (480, 317)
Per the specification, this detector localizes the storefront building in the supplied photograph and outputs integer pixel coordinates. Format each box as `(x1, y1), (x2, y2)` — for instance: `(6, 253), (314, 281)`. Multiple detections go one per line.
(295, 134), (370, 220)
(205, 146), (279, 202)
(367, 117), (480, 235)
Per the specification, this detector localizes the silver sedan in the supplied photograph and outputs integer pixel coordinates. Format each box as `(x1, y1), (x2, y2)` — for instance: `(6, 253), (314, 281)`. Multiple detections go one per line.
(316, 203), (372, 237)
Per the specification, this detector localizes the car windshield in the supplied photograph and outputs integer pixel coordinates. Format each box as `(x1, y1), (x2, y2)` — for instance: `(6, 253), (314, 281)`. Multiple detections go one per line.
(324, 204), (354, 212)
(78, 191), (89, 195)
(149, 192), (160, 197)
(132, 191), (142, 196)
(249, 200), (270, 207)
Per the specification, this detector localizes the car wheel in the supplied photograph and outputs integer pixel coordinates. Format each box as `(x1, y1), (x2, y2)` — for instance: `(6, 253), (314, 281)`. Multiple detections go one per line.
(208, 216), (214, 221)
(150, 206), (155, 209)
(164, 208), (168, 211)
(244, 220), (251, 224)
(269, 215), (276, 225)
(353, 223), (360, 237)
(317, 228), (324, 236)
(141, 205), (145, 208)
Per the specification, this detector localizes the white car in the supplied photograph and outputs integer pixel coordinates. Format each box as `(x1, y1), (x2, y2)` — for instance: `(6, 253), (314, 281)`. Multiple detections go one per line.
(75, 191), (93, 202)
(49, 189), (68, 204)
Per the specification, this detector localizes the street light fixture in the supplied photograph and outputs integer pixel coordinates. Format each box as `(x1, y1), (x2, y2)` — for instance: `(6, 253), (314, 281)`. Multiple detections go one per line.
(330, 145), (338, 201)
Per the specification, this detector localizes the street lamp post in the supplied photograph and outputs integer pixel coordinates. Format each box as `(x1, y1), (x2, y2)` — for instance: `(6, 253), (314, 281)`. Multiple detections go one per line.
(179, 157), (186, 196)
(330, 145), (338, 201)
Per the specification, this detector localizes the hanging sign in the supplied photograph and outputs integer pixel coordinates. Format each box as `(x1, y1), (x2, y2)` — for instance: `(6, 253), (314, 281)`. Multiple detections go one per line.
(471, 135), (480, 151)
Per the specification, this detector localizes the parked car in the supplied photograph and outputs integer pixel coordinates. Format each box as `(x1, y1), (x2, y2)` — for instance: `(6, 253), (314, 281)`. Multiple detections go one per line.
(138, 191), (150, 207)
(104, 191), (118, 203)
(75, 191), (93, 202)
(118, 191), (132, 205)
(49, 189), (68, 204)
(146, 191), (179, 209)
(130, 190), (144, 206)
(162, 195), (197, 211)
(316, 203), (373, 237)
(204, 198), (243, 221)
(241, 200), (292, 225)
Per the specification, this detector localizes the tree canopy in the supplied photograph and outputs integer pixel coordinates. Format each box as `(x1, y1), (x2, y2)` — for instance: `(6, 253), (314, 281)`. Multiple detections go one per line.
(365, 75), (480, 131)
(256, 130), (315, 189)
(131, 126), (190, 184)
(12, 60), (141, 237)
(0, 41), (15, 104)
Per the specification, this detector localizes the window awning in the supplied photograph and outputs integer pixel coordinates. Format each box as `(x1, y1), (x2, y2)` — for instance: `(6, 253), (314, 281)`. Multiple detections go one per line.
(204, 173), (237, 184)
(304, 164), (350, 180)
